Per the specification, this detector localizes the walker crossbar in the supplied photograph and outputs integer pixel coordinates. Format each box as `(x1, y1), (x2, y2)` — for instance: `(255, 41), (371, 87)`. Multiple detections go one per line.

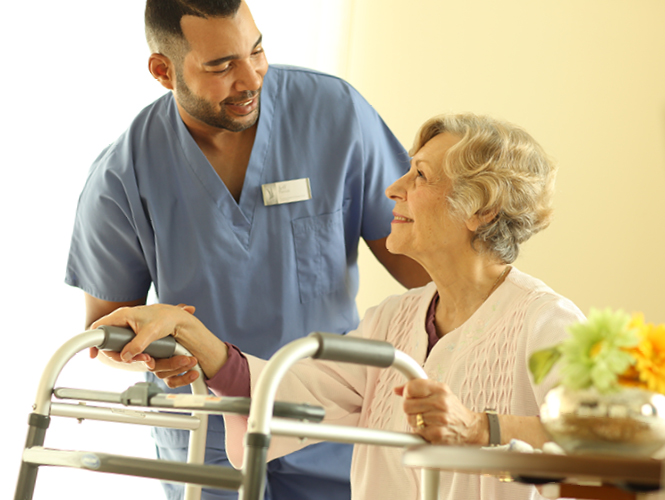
(269, 418), (425, 448)
(53, 385), (326, 422)
(22, 447), (243, 492)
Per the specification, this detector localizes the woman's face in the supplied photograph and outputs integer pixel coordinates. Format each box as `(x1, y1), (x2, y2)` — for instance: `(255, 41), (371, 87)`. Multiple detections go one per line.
(385, 132), (475, 264)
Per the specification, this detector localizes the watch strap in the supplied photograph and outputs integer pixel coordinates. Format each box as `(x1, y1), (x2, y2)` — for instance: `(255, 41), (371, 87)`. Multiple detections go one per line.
(485, 409), (501, 446)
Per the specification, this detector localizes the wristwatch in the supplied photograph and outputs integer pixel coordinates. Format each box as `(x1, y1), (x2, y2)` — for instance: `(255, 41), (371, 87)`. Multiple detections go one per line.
(484, 409), (501, 447)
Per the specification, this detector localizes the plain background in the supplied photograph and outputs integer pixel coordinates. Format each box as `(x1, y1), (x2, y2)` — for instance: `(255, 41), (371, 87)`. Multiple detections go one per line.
(4, 0), (664, 498)
(351, 0), (665, 321)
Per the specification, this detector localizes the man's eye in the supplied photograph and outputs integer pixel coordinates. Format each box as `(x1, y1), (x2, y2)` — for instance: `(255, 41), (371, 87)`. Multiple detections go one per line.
(212, 66), (231, 74)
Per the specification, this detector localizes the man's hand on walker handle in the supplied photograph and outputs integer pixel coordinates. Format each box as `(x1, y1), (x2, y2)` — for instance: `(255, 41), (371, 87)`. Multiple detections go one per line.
(90, 303), (230, 387)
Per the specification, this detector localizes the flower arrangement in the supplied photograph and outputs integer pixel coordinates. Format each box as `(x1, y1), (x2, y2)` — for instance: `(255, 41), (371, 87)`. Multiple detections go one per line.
(530, 308), (665, 395)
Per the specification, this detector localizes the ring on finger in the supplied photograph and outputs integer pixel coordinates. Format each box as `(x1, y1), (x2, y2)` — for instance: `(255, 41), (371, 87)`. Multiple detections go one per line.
(416, 413), (426, 429)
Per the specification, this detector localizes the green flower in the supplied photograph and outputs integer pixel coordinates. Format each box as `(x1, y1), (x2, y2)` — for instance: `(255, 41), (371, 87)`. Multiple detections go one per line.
(558, 308), (639, 393)
(529, 346), (562, 385)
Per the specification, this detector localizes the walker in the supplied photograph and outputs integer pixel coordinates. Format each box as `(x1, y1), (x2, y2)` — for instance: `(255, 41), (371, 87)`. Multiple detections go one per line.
(14, 327), (436, 500)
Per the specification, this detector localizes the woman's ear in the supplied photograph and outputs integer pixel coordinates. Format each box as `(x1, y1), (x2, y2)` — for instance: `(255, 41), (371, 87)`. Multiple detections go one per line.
(148, 53), (176, 90)
(466, 208), (498, 232)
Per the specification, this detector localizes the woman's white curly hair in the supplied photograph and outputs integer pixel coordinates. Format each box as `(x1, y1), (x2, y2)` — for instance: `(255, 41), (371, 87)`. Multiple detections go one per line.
(411, 113), (557, 264)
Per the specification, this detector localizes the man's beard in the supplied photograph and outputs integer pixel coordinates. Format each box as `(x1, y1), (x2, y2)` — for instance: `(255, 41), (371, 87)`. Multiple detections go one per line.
(175, 71), (260, 132)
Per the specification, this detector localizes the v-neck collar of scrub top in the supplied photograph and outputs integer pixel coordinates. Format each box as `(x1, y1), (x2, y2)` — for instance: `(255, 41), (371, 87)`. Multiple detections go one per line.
(166, 67), (278, 249)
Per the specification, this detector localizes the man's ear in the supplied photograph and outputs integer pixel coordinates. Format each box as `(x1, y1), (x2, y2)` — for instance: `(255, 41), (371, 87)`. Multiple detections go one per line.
(148, 53), (176, 90)
(466, 208), (499, 232)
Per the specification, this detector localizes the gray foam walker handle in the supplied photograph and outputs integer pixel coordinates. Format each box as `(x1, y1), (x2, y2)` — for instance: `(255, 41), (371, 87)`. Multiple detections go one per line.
(96, 325), (177, 359)
(309, 332), (395, 367)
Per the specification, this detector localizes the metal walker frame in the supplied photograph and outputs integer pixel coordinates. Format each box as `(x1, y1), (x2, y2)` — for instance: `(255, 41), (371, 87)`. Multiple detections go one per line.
(15, 327), (438, 500)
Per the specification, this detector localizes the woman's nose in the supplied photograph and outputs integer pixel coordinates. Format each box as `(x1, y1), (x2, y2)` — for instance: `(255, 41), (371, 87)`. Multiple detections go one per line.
(385, 173), (407, 200)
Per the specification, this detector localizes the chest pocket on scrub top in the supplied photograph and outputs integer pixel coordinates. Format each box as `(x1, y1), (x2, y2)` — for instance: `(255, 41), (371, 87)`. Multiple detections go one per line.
(291, 210), (347, 304)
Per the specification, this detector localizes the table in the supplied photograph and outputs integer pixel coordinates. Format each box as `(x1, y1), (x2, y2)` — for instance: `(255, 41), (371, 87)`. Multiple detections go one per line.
(402, 445), (664, 500)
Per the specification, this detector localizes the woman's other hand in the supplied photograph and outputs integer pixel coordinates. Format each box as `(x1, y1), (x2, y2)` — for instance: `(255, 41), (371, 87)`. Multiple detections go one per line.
(395, 379), (487, 445)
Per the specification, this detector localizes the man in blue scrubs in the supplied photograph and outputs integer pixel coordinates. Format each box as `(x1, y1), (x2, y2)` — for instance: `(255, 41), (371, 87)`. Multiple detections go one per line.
(65, 1), (429, 499)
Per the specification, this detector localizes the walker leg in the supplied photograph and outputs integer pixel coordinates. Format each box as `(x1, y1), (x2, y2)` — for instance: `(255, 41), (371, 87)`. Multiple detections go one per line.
(184, 411), (208, 500)
(421, 468), (440, 500)
(14, 413), (50, 500)
(239, 433), (271, 500)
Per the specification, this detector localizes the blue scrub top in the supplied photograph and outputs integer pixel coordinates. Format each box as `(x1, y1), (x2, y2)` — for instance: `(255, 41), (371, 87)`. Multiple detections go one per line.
(66, 65), (409, 443)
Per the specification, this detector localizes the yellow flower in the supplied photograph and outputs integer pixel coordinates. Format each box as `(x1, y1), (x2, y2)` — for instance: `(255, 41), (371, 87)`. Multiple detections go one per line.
(622, 313), (665, 394)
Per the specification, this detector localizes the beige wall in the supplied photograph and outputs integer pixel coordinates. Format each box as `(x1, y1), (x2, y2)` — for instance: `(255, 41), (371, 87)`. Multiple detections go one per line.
(345, 0), (665, 323)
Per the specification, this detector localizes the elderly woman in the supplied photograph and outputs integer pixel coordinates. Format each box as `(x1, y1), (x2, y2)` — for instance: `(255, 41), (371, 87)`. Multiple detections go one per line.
(94, 113), (584, 500)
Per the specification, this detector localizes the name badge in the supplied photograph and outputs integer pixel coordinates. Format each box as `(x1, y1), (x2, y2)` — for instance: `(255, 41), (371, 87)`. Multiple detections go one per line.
(262, 178), (312, 206)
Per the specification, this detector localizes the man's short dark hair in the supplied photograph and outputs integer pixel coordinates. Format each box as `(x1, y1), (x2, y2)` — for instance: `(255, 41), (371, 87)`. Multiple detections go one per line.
(145, 0), (242, 61)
